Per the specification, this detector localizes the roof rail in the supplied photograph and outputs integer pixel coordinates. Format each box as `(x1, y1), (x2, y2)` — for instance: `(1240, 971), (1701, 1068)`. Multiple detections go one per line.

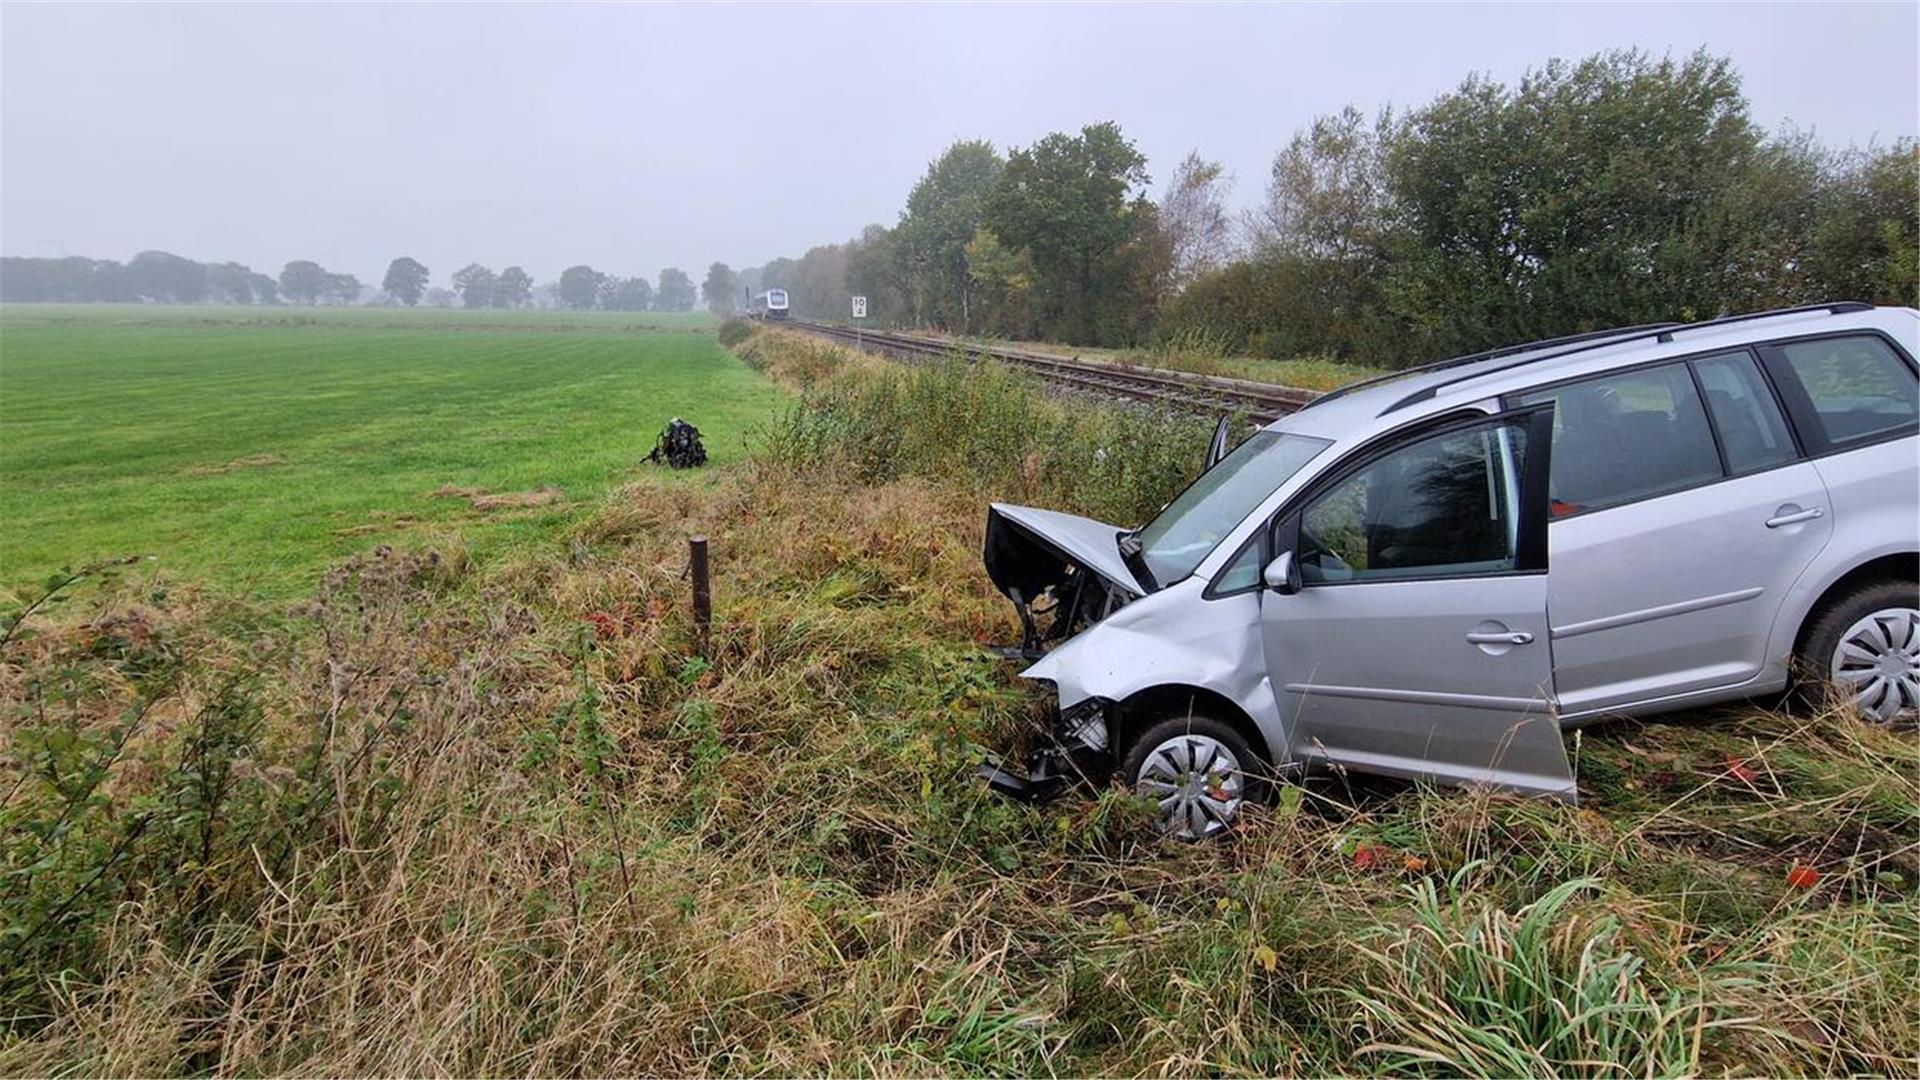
(1377, 301), (1875, 415)
(1298, 323), (1680, 413)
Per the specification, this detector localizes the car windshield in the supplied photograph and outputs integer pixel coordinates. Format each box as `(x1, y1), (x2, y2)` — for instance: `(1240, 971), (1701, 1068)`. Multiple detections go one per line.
(1135, 430), (1330, 587)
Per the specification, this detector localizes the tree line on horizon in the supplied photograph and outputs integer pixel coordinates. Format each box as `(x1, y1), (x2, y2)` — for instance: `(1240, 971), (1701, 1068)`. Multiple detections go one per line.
(746, 47), (1916, 365)
(0, 251), (749, 316)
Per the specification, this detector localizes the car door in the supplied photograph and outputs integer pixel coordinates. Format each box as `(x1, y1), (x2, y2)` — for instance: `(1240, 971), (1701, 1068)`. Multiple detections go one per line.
(1259, 407), (1574, 799)
(1512, 352), (1834, 717)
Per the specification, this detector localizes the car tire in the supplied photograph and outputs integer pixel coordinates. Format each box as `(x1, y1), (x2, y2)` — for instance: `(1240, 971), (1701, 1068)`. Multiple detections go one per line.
(1796, 578), (1920, 724)
(1118, 714), (1271, 841)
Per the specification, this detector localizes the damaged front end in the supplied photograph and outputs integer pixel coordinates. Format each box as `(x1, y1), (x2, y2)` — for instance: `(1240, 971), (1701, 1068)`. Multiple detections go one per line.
(977, 694), (1115, 802)
(981, 503), (1148, 659)
(978, 504), (1149, 800)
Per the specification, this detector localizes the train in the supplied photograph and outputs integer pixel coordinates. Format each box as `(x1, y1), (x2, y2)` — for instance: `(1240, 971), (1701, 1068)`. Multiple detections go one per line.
(747, 288), (790, 320)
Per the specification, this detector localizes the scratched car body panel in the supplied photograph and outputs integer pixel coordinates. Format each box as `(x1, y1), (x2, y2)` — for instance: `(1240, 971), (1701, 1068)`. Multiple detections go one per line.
(978, 304), (1920, 835)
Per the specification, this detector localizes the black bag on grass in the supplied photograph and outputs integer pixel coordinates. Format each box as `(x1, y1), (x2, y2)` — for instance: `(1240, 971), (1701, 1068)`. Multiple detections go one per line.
(646, 417), (708, 469)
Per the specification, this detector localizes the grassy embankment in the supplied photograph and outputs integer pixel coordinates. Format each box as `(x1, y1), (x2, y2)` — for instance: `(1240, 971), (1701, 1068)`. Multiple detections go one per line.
(1, 321), (1914, 1076)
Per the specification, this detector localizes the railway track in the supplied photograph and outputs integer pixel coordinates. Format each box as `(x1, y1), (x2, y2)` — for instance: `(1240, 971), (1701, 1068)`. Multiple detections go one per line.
(785, 320), (1317, 423)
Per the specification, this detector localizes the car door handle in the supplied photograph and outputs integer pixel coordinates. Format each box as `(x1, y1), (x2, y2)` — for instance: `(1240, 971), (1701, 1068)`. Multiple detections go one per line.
(1765, 506), (1825, 528)
(1466, 630), (1533, 645)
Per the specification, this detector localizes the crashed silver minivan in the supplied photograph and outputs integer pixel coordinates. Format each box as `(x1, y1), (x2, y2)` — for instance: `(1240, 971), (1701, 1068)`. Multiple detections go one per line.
(981, 303), (1920, 838)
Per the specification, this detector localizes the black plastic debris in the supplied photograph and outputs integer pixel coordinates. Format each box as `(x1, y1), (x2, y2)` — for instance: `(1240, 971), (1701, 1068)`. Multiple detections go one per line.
(646, 417), (708, 469)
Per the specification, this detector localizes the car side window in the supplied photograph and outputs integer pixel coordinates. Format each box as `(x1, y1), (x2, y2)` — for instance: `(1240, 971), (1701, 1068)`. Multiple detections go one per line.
(1513, 362), (1721, 516)
(1692, 350), (1798, 474)
(1763, 335), (1919, 450)
(1297, 420), (1528, 584)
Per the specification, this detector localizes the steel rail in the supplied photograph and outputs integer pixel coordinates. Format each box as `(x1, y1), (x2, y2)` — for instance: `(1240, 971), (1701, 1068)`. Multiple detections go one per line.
(782, 320), (1315, 423)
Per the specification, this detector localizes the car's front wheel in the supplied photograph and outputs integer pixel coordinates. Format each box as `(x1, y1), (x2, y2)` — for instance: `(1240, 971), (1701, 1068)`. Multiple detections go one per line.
(1799, 579), (1920, 723)
(1119, 715), (1269, 840)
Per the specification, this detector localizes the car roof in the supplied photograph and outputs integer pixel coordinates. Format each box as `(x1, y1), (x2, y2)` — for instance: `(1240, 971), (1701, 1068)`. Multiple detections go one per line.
(1272, 303), (1919, 442)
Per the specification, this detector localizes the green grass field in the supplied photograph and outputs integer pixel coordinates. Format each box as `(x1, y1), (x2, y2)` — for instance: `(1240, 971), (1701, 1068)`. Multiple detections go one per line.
(0, 304), (786, 595)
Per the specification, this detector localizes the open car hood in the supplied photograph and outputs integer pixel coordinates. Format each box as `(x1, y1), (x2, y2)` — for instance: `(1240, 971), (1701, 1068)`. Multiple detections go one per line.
(983, 503), (1145, 602)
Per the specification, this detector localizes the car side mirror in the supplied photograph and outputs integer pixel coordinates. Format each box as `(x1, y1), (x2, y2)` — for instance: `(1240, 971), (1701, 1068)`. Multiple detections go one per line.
(1262, 551), (1301, 595)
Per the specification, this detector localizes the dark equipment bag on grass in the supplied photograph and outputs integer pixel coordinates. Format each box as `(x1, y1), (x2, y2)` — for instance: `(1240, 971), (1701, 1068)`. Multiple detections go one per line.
(647, 417), (708, 469)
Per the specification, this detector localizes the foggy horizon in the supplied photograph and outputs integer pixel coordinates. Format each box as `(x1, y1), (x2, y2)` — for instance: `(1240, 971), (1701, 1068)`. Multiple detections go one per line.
(4, 1), (1916, 287)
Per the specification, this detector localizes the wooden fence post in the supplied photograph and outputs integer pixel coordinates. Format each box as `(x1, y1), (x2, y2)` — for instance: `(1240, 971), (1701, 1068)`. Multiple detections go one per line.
(689, 536), (711, 656)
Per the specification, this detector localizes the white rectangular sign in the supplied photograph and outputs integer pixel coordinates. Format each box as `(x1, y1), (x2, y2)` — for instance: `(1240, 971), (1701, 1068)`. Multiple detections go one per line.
(851, 295), (868, 319)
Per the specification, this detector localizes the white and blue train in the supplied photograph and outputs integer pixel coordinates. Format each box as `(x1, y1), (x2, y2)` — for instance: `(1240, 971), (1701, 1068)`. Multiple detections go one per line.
(748, 288), (790, 320)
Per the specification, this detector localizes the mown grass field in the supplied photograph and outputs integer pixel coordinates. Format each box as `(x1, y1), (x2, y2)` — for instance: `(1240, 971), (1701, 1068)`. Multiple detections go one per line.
(1, 321), (1914, 1076)
(0, 304), (783, 595)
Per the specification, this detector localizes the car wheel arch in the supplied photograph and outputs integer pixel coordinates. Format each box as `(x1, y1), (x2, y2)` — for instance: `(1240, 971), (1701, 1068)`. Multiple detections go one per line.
(1793, 552), (1920, 660)
(1112, 684), (1275, 772)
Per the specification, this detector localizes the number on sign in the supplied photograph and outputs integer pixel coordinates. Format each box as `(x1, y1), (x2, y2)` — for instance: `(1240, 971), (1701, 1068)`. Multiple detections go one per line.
(851, 295), (868, 319)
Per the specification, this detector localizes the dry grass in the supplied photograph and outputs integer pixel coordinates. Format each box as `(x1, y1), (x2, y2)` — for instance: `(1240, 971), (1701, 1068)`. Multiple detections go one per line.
(0, 327), (1913, 1076)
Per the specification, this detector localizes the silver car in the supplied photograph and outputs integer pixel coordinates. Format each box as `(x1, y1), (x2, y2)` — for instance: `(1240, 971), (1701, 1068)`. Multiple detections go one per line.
(980, 303), (1920, 838)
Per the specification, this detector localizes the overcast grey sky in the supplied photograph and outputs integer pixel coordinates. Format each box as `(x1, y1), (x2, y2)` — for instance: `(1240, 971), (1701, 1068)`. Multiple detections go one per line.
(3, 2), (1915, 285)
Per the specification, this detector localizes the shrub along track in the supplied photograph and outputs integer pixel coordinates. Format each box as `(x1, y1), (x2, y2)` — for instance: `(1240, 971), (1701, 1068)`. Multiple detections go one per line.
(787, 320), (1316, 423)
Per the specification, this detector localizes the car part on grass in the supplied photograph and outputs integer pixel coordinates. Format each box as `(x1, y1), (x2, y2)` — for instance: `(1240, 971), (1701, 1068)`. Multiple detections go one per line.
(646, 417), (707, 469)
(976, 697), (1115, 803)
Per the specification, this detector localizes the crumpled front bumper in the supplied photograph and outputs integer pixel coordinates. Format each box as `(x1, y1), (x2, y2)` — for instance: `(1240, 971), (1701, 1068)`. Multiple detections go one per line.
(976, 697), (1115, 803)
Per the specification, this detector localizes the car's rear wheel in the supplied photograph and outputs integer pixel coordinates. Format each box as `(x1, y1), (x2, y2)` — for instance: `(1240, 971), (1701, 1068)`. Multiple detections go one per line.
(1119, 715), (1269, 840)
(1798, 580), (1920, 723)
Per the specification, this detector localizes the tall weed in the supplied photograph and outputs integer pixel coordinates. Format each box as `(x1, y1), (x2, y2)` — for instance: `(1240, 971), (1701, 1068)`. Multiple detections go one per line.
(1346, 871), (1747, 1077)
(750, 336), (1210, 527)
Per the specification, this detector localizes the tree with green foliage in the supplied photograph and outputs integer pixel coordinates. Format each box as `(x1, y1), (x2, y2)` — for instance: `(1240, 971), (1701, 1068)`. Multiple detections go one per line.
(0, 257), (130, 302)
(1382, 49), (1764, 354)
(964, 226), (1037, 338)
(493, 265), (532, 308)
(984, 122), (1159, 344)
(1203, 106), (1403, 360)
(794, 242), (854, 320)
(323, 272), (362, 306)
(278, 260), (329, 305)
(846, 225), (910, 325)
(1807, 142), (1919, 306)
(558, 265), (605, 310)
(247, 269), (279, 305)
(701, 262), (740, 314)
(207, 262), (261, 305)
(601, 276), (654, 311)
(450, 264), (496, 309)
(382, 257), (430, 306)
(1254, 106), (1387, 262)
(896, 140), (1004, 330)
(655, 267), (696, 311)
(125, 250), (208, 304)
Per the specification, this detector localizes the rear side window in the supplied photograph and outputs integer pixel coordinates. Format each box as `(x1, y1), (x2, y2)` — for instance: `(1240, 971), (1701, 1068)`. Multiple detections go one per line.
(1762, 335), (1919, 450)
(1514, 362), (1721, 516)
(1693, 350), (1798, 474)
